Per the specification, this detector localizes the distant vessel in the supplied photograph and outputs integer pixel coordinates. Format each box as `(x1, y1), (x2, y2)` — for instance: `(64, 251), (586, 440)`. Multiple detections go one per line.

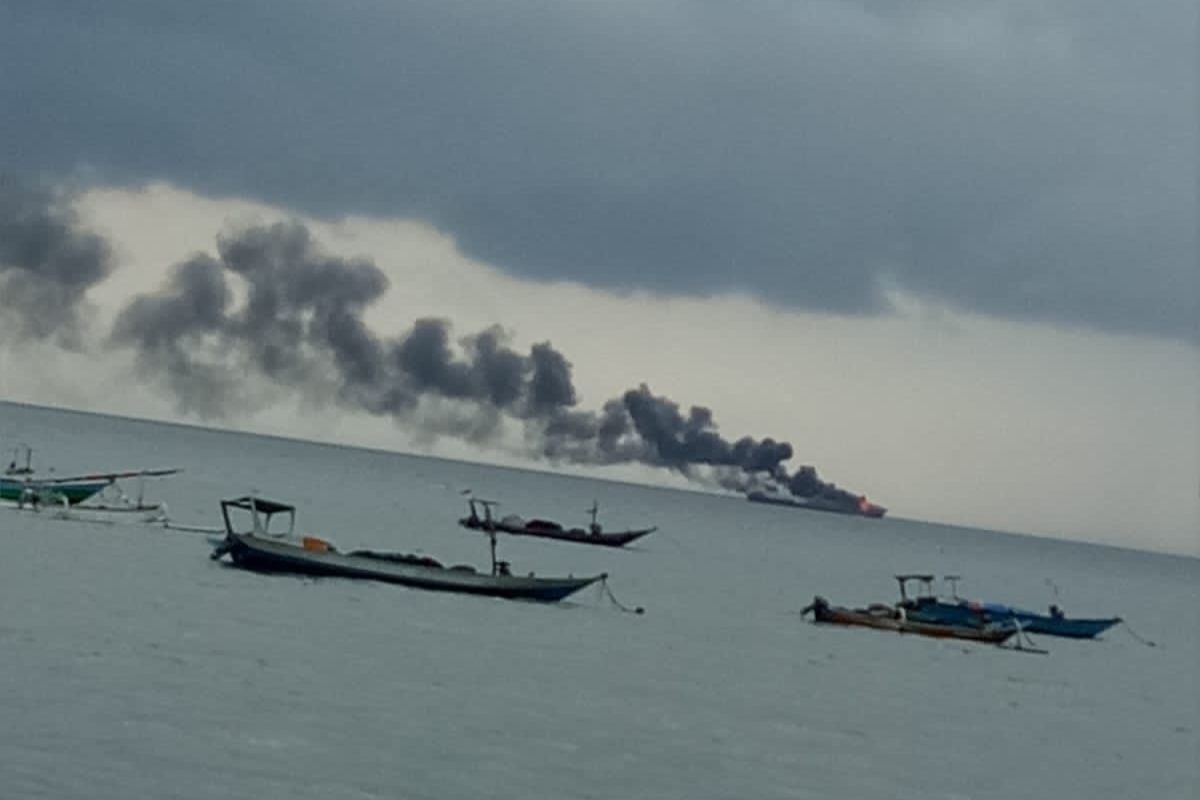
(746, 487), (886, 518)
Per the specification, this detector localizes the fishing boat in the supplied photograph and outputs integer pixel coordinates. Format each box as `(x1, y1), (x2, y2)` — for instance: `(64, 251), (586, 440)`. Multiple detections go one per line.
(211, 496), (606, 602)
(800, 595), (1017, 644)
(1, 445), (180, 509)
(0, 474), (111, 506)
(896, 575), (1121, 640)
(458, 498), (656, 548)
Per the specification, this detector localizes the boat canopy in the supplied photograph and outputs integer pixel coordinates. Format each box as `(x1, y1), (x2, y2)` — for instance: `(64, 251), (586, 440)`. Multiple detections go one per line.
(220, 495), (296, 538)
(894, 574), (937, 602)
(223, 496), (295, 515)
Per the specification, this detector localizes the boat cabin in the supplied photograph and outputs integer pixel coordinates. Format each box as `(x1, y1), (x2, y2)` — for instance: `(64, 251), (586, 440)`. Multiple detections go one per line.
(895, 574), (938, 606)
(221, 496), (296, 539)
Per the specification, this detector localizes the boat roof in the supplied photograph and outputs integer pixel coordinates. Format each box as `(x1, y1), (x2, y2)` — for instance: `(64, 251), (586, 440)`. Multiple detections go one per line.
(222, 496), (295, 515)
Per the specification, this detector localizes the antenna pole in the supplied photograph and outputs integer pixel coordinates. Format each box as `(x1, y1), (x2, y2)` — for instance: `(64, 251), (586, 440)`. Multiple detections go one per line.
(482, 501), (498, 575)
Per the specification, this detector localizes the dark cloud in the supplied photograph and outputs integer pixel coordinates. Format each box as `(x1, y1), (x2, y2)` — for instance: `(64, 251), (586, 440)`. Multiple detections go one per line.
(0, 174), (113, 347)
(2, 1), (1193, 341)
(111, 219), (838, 496)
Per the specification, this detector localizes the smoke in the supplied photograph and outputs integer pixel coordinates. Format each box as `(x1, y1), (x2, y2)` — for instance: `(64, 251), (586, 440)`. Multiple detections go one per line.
(15, 197), (859, 498)
(110, 254), (240, 417)
(618, 385), (794, 481)
(0, 175), (113, 348)
(783, 464), (861, 504)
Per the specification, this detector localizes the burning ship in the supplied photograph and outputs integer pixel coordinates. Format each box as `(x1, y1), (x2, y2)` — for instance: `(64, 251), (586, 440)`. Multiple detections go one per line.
(745, 466), (886, 518)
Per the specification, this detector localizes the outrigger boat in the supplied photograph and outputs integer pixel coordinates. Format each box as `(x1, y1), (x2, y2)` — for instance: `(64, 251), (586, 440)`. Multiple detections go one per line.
(896, 574), (1121, 640)
(1, 474), (111, 507)
(800, 595), (1018, 644)
(459, 498), (656, 548)
(211, 496), (606, 603)
(2, 445), (180, 511)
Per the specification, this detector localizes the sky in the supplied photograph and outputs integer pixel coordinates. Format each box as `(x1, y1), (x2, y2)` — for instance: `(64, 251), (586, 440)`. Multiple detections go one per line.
(0, 1), (1196, 555)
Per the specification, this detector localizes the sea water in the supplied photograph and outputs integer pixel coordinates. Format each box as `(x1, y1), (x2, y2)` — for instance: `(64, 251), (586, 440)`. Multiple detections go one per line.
(0, 401), (1196, 799)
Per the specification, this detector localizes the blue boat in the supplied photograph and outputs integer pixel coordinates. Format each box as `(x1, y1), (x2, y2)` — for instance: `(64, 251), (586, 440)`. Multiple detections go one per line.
(895, 575), (1121, 640)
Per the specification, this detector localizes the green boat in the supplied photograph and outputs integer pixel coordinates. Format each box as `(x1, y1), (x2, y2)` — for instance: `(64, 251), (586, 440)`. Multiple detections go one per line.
(0, 476), (112, 505)
(2, 444), (180, 508)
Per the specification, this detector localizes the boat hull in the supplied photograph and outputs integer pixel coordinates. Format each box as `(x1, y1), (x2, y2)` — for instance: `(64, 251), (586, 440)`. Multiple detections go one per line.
(746, 491), (886, 518)
(458, 517), (655, 548)
(904, 599), (1120, 639)
(219, 533), (603, 603)
(0, 477), (110, 506)
(804, 598), (1015, 644)
(1016, 615), (1120, 639)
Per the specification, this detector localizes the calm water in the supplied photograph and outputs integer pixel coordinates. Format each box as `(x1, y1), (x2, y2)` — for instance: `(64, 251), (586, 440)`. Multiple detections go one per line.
(1, 401), (1196, 799)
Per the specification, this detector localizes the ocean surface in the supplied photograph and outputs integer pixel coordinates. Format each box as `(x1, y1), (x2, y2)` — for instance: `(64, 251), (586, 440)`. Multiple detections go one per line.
(0, 401), (1196, 799)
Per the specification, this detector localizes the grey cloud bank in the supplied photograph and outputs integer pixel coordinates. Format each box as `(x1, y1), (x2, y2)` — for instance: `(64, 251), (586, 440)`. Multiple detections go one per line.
(1, 1), (1194, 341)
(0, 175), (112, 347)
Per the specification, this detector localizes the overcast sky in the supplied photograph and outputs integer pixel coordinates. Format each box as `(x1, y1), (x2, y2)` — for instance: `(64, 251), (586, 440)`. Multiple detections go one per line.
(0, 1), (1196, 553)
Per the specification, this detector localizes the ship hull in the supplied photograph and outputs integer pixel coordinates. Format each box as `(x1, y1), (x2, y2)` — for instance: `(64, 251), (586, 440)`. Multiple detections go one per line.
(746, 491), (886, 518)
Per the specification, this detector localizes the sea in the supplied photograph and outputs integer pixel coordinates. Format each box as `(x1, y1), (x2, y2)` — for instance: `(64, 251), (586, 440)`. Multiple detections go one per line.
(0, 400), (1196, 800)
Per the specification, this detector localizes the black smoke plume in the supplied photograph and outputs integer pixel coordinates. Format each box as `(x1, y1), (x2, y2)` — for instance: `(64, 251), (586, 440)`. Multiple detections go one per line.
(783, 464), (864, 505)
(0, 175), (113, 347)
(0, 209), (856, 498)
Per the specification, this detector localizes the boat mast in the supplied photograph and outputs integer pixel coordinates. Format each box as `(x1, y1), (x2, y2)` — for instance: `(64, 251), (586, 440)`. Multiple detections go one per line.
(488, 526), (497, 575)
(477, 499), (501, 575)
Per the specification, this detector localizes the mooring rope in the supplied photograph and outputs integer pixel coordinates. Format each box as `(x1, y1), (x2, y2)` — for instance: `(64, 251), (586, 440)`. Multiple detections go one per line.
(1120, 620), (1157, 647)
(599, 577), (645, 615)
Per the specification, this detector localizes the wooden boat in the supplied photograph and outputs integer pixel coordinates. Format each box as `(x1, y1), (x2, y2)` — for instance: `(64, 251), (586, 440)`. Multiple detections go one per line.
(459, 498), (655, 548)
(896, 575), (1121, 640)
(800, 595), (1017, 644)
(0, 475), (111, 506)
(1, 444), (179, 508)
(211, 496), (605, 603)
